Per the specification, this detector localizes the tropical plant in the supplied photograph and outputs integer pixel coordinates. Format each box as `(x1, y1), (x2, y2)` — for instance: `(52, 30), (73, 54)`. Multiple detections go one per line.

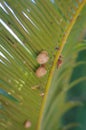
(0, 0), (86, 130)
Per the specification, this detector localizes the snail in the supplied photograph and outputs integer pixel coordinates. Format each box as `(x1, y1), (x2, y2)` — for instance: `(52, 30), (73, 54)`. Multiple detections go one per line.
(57, 55), (62, 67)
(36, 51), (49, 64)
(24, 120), (31, 128)
(35, 66), (47, 78)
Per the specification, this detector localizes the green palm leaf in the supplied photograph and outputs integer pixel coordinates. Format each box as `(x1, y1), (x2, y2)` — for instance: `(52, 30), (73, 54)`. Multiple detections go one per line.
(0, 0), (86, 130)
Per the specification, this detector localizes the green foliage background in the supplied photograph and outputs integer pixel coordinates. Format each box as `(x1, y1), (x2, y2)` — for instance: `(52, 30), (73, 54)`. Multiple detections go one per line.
(0, 0), (86, 130)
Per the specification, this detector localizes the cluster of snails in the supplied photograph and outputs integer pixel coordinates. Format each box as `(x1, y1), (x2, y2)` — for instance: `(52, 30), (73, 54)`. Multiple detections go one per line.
(35, 50), (63, 77)
(35, 51), (49, 78)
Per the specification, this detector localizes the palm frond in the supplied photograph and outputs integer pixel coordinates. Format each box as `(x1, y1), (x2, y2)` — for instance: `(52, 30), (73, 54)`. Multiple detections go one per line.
(0, 0), (86, 130)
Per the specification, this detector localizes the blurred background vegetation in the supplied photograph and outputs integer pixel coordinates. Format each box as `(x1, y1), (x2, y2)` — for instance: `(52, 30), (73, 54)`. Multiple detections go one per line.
(0, 0), (86, 130)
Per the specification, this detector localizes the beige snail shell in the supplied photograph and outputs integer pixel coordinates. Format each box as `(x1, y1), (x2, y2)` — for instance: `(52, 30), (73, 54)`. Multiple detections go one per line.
(36, 51), (49, 64)
(24, 120), (32, 128)
(35, 66), (47, 78)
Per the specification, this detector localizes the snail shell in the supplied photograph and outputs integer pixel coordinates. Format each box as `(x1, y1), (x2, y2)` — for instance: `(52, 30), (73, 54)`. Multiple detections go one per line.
(35, 66), (47, 77)
(36, 51), (49, 64)
(57, 58), (62, 67)
(24, 120), (31, 128)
